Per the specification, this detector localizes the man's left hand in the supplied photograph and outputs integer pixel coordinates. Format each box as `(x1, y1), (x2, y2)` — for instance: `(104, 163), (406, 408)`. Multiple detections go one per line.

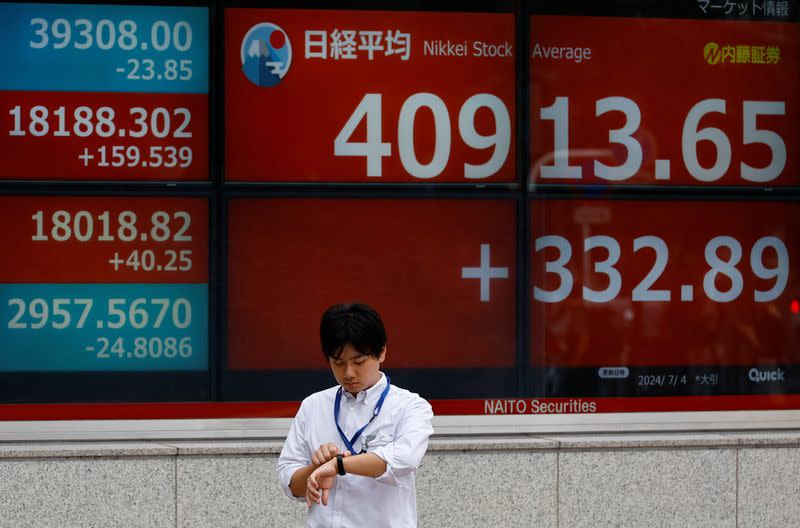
(307, 459), (337, 507)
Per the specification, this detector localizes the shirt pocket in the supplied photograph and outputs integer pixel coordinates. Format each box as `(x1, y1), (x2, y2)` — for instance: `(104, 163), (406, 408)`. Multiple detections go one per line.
(361, 429), (394, 452)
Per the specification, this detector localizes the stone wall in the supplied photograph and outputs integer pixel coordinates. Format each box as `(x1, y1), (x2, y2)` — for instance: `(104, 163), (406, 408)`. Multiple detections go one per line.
(1, 432), (798, 527)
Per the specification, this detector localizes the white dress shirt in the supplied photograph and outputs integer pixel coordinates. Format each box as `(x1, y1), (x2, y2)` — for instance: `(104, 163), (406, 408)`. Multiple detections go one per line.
(277, 373), (434, 528)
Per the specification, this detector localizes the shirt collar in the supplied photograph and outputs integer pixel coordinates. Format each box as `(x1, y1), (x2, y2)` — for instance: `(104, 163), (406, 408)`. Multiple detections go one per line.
(343, 372), (387, 404)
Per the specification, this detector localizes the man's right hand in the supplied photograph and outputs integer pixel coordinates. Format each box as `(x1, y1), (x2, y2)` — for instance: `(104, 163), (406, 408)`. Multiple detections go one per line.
(311, 443), (350, 467)
(290, 444), (352, 500)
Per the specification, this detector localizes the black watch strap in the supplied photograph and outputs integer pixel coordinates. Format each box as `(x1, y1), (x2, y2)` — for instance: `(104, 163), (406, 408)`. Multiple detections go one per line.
(336, 454), (346, 476)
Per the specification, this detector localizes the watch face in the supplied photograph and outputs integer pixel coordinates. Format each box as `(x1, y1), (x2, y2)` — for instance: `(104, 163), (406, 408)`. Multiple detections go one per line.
(337, 454), (346, 475)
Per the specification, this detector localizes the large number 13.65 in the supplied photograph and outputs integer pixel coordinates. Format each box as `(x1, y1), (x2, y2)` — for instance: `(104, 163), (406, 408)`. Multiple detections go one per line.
(540, 97), (786, 183)
(335, 93), (511, 179)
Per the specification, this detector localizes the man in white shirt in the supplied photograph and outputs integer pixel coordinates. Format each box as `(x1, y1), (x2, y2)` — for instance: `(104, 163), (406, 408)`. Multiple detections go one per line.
(277, 303), (434, 528)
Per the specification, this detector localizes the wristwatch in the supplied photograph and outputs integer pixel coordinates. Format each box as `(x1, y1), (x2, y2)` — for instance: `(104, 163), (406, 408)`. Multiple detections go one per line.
(336, 454), (346, 476)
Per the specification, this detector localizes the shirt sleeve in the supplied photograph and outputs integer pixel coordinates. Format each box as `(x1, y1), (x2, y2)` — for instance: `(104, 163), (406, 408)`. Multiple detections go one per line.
(276, 401), (311, 501)
(369, 395), (434, 487)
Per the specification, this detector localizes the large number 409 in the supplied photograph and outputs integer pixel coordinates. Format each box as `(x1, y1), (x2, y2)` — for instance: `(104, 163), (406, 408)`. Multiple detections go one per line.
(335, 93), (511, 179)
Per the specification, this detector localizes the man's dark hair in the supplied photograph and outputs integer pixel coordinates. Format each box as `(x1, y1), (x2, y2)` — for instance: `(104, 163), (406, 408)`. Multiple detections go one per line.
(320, 303), (387, 360)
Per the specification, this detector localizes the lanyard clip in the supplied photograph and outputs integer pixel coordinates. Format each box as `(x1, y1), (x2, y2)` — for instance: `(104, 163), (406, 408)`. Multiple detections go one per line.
(362, 432), (376, 453)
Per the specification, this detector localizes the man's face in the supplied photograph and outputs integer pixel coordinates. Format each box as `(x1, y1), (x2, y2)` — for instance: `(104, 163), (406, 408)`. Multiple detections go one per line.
(329, 344), (386, 395)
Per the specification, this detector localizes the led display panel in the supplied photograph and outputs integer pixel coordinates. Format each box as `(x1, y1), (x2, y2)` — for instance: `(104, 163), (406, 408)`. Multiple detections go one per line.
(529, 13), (799, 187)
(0, 3), (209, 181)
(0, 197), (208, 371)
(531, 198), (800, 401)
(225, 9), (515, 183)
(3, 2), (800, 417)
(226, 198), (516, 373)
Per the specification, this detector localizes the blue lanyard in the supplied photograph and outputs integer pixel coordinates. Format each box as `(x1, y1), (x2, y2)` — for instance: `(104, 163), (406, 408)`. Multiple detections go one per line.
(333, 375), (391, 455)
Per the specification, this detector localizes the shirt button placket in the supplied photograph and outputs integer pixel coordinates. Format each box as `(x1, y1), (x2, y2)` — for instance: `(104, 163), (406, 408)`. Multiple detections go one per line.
(345, 399), (355, 443)
(333, 402), (347, 525)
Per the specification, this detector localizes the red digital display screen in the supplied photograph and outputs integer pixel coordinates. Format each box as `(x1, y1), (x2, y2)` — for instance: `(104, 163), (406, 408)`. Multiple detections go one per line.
(0, 197), (209, 372)
(1, 94), (208, 181)
(225, 9), (515, 183)
(227, 198), (516, 369)
(529, 15), (800, 187)
(531, 198), (800, 375)
(0, 197), (208, 283)
(0, 4), (209, 181)
(5, 4), (800, 418)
